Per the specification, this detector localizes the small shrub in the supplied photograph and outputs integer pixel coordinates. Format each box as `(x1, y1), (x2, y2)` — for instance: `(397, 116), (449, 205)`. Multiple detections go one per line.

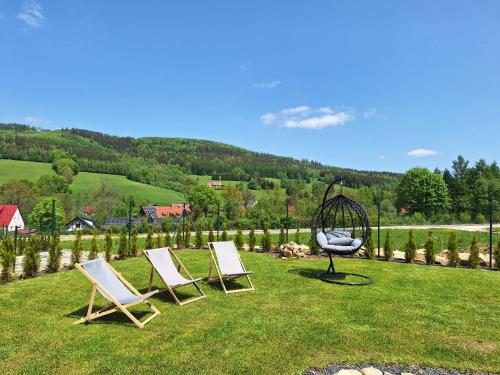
(185, 221), (191, 248)
(278, 225), (286, 249)
(88, 231), (99, 260)
(176, 223), (183, 249)
(104, 228), (113, 262)
(23, 236), (40, 278)
(208, 222), (215, 243)
(424, 231), (435, 265)
(294, 228), (301, 245)
(248, 227), (256, 252)
(221, 223), (228, 241)
(165, 224), (172, 247)
(494, 239), (500, 271)
(48, 235), (62, 272)
(261, 227), (272, 252)
(130, 226), (139, 256)
(468, 236), (480, 269)
(195, 222), (204, 249)
(384, 231), (393, 260)
(234, 223), (244, 250)
(309, 232), (320, 255)
(118, 227), (127, 259)
(154, 227), (163, 248)
(447, 232), (460, 267)
(1, 236), (15, 283)
(365, 231), (375, 259)
(71, 231), (83, 266)
(404, 230), (417, 263)
(145, 225), (154, 250)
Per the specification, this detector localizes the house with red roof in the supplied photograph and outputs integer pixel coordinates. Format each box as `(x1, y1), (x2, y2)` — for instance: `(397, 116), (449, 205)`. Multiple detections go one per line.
(140, 204), (191, 224)
(0, 205), (25, 232)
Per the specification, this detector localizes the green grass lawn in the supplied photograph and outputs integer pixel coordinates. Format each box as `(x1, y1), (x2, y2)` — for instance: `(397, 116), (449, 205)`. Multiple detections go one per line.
(0, 159), (185, 205)
(1, 251), (499, 374)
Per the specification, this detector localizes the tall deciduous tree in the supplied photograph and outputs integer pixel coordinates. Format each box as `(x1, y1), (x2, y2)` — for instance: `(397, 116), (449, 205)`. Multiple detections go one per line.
(29, 197), (65, 232)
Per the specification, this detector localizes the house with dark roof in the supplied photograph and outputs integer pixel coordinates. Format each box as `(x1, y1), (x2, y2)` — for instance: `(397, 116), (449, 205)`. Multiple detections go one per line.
(0, 205), (24, 231)
(140, 204), (191, 224)
(102, 217), (143, 229)
(207, 180), (224, 189)
(65, 216), (98, 232)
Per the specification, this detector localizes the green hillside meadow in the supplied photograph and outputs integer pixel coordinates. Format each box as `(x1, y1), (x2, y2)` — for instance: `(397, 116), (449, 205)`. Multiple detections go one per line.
(0, 159), (185, 205)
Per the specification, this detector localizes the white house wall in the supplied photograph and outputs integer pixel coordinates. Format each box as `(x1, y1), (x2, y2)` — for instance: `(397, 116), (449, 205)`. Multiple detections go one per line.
(8, 208), (24, 231)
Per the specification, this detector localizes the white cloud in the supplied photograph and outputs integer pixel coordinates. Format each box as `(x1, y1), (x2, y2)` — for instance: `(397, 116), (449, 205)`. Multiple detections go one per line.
(364, 108), (377, 118)
(17, 1), (45, 28)
(261, 105), (353, 130)
(407, 148), (438, 157)
(253, 80), (280, 89)
(377, 155), (386, 160)
(23, 116), (52, 126)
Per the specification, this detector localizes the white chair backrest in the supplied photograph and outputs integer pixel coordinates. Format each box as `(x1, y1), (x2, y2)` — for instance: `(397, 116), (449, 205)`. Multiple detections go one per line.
(144, 248), (189, 286)
(82, 258), (136, 303)
(211, 241), (244, 275)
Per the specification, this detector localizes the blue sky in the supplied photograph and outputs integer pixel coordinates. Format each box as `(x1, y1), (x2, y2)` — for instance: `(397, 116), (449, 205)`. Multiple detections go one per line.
(1, 1), (499, 173)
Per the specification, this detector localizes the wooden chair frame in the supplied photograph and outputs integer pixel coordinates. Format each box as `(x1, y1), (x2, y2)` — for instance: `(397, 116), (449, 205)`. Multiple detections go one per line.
(143, 248), (206, 306)
(207, 242), (255, 294)
(74, 262), (160, 329)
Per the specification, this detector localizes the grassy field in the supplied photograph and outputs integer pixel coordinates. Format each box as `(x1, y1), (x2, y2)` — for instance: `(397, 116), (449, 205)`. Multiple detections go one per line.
(0, 159), (54, 184)
(0, 159), (185, 206)
(0, 251), (499, 374)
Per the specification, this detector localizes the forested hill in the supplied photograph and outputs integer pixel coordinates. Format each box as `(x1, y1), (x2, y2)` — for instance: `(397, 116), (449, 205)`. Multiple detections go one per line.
(0, 124), (399, 189)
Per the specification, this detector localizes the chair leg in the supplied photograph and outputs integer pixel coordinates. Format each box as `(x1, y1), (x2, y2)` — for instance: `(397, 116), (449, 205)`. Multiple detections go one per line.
(148, 266), (154, 293)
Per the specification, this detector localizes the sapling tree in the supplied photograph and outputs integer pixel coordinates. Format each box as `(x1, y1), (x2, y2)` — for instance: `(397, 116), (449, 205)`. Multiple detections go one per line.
(71, 230), (83, 266)
(294, 228), (301, 245)
(1, 236), (15, 283)
(424, 231), (435, 265)
(404, 230), (417, 263)
(221, 223), (228, 241)
(309, 232), (320, 255)
(365, 231), (375, 259)
(48, 235), (62, 272)
(248, 227), (256, 252)
(165, 224), (172, 247)
(195, 222), (204, 249)
(468, 236), (480, 269)
(145, 225), (154, 250)
(234, 223), (244, 250)
(130, 226), (138, 256)
(208, 221), (215, 243)
(176, 223), (183, 249)
(185, 221), (191, 248)
(23, 236), (40, 278)
(118, 227), (127, 259)
(384, 231), (393, 260)
(88, 231), (99, 260)
(104, 227), (113, 262)
(261, 227), (272, 252)
(447, 232), (460, 267)
(278, 225), (286, 249)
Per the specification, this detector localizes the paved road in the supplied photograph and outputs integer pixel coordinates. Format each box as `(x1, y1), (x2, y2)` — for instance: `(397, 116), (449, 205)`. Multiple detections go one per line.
(59, 223), (499, 241)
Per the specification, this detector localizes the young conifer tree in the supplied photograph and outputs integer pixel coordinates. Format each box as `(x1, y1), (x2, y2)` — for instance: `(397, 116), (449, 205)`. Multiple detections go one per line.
(494, 239), (500, 271)
(234, 223), (244, 250)
(23, 236), (41, 277)
(71, 230), (83, 266)
(424, 231), (435, 265)
(0, 236), (15, 283)
(384, 231), (393, 261)
(309, 231), (320, 255)
(118, 227), (127, 259)
(130, 226), (139, 256)
(248, 227), (256, 252)
(165, 223), (172, 247)
(278, 225), (286, 248)
(104, 227), (113, 262)
(185, 221), (191, 248)
(447, 232), (460, 267)
(221, 223), (228, 241)
(208, 221), (215, 243)
(145, 225), (154, 250)
(176, 223), (183, 249)
(88, 231), (99, 260)
(468, 236), (480, 269)
(294, 228), (301, 245)
(48, 235), (62, 272)
(365, 231), (375, 259)
(404, 230), (417, 263)
(195, 221), (204, 249)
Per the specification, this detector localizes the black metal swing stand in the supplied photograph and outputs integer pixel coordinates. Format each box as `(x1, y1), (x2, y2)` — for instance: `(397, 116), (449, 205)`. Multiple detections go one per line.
(317, 253), (373, 286)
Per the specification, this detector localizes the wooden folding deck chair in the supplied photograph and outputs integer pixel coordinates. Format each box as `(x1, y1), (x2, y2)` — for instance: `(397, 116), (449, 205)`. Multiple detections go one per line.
(143, 247), (206, 306)
(207, 241), (254, 294)
(74, 258), (160, 329)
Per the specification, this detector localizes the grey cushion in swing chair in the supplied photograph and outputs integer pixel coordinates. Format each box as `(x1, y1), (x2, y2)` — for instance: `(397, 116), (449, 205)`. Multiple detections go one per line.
(317, 232), (363, 254)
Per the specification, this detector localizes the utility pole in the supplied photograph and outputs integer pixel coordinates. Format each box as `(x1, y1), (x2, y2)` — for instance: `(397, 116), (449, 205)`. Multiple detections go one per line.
(285, 199), (289, 243)
(51, 199), (56, 236)
(489, 198), (493, 268)
(377, 202), (381, 258)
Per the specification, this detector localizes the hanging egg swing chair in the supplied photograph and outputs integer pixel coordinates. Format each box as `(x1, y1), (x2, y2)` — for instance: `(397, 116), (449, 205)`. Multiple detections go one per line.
(311, 178), (373, 286)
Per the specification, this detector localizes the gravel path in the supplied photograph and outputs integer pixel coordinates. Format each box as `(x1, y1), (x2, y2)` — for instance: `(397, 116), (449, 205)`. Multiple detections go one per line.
(304, 364), (497, 375)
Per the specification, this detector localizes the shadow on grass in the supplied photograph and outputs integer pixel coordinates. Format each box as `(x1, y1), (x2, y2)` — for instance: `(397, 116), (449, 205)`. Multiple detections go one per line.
(287, 267), (326, 280)
(204, 278), (249, 292)
(65, 305), (152, 328)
